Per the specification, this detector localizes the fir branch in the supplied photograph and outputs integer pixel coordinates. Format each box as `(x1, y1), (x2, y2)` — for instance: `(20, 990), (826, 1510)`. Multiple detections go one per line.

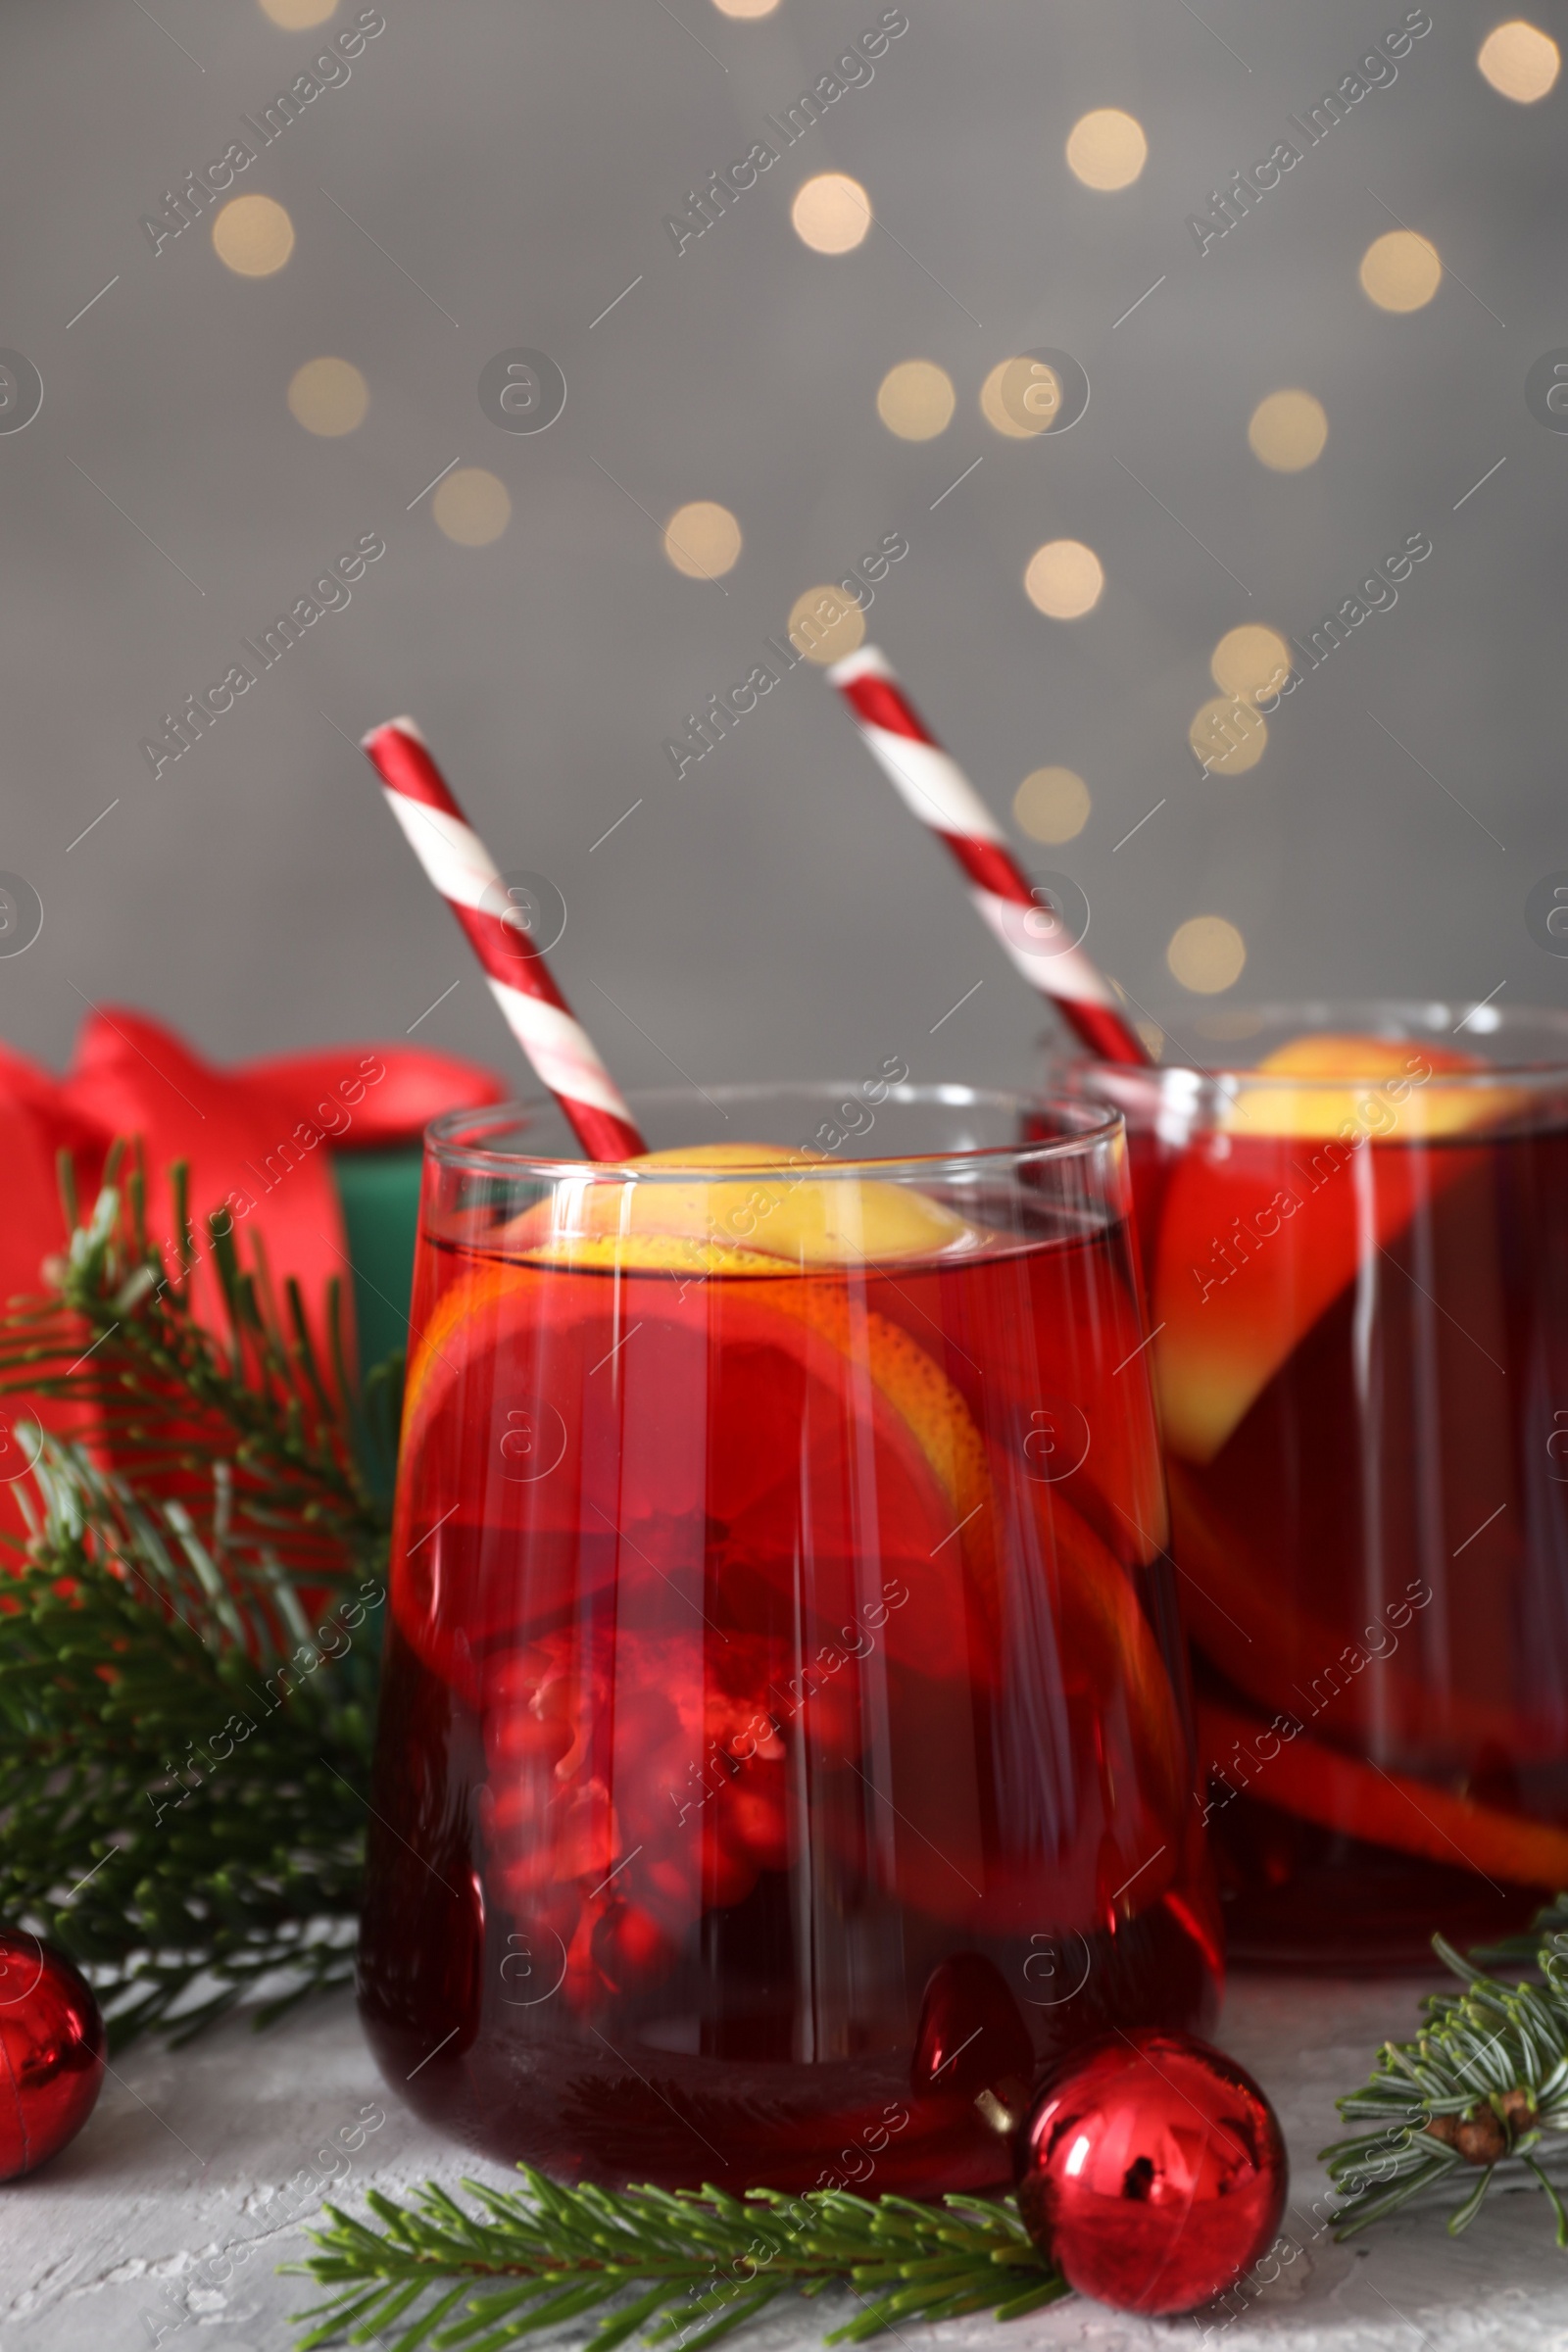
(0, 1440), (380, 2046)
(0, 1163), (402, 2044)
(286, 2173), (1068, 2352)
(0, 1161), (393, 1580)
(1326, 1901), (1568, 2241)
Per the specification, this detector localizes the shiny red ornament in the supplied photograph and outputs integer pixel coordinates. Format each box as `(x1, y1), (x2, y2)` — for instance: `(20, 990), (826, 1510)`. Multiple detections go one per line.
(1016, 2030), (1287, 2317)
(0, 1931), (106, 2181)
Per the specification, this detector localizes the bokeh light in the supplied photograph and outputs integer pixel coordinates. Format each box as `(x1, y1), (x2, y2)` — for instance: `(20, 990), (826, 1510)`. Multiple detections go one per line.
(1359, 229), (1442, 312)
(1248, 388), (1328, 471)
(1014, 767), (1091, 843)
(1211, 624), (1291, 705)
(1190, 697), (1268, 774)
(876, 360), (956, 440)
(1167, 915), (1248, 994)
(259, 0), (337, 24)
(1024, 541), (1103, 619)
(432, 468), (512, 547)
(663, 501), (743, 578)
(980, 357), (1061, 439)
(1477, 20), (1560, 99)
(1065, 109), (1148, 190)
(287, 357), (368, 437)
(711, 0), (780, 13)
(791, 174), (871, 254)
(212, 195), (295, 276)
(788, 585), (866, 664)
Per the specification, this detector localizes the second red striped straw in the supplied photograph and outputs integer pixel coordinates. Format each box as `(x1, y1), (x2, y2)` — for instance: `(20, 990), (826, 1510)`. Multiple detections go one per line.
(827, 647), (1151, 1068)
(362, 717), (648, 1159)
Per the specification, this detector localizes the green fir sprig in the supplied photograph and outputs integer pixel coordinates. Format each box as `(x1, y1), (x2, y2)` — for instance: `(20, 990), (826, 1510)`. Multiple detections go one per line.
(287, 2173), (1068, 2352)
(1325, 1902), (1568, 2244)
(0, 1161), (397, 2044)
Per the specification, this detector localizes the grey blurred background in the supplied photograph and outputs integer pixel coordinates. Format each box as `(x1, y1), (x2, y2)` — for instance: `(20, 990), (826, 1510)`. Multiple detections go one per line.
(1, 0), (1562, 1097)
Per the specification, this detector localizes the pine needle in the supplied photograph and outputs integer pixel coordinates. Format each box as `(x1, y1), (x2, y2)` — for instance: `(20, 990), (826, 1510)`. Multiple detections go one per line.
(0, 1171), (397, 2044)
(285, 2173), (1067, 2352)
(1326, 1895), (1568, 2242)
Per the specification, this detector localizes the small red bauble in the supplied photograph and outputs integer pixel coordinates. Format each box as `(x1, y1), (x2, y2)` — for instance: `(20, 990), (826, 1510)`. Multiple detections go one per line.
(1016, 2030), (1287, 2317)
(0, 1930), (106, 2181)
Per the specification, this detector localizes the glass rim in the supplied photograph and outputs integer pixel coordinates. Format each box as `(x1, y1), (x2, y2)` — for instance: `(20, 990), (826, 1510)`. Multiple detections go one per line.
(423, 1081), (1125, 1183)
(1043, 998), (1568, 1088)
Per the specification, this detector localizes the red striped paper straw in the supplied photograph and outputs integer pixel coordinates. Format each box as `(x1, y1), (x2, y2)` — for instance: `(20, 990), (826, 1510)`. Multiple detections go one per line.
(827, 647), (1151, 1067)
(362, 717), (648, 1160)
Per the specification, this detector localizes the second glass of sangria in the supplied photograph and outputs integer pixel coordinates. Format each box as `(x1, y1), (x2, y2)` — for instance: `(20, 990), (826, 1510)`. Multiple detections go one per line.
(1050, 1003), (1568, 1968)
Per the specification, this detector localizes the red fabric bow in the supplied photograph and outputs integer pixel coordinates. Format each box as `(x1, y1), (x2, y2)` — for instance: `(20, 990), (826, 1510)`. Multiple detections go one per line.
(0, 1009), (507, 1516)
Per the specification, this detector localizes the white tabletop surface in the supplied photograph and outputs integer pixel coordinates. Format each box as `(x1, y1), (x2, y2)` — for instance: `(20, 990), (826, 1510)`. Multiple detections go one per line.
(2, 1974), (1564, 2352)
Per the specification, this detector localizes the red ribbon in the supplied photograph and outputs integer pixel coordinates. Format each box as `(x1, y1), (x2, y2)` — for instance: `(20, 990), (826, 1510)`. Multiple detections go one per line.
(0, 1009), (506, 1523)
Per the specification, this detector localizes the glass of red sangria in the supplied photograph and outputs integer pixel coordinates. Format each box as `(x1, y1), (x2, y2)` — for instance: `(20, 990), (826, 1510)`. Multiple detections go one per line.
(357, 1079), (1219, 2191)
(1047, 1002), (1568, 1968)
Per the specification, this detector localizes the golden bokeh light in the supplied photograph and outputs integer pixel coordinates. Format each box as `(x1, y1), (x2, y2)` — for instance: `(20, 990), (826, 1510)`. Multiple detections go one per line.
(1167, 915), (1248, 995)
(662, 501), (743, 579)
(711, 0), (781, 15)
(1065, 108), (1149, 190)
(1478, 19), (1560, 99)
(876, 360), (956, 440)
(259, 0), (337, 24)
(787, 585), (866, 665)
(212, 194), (295, 277)
(1190, 696), (1267, 775)
(1359, 228), (1442, 313)
(287, 357), (368, 437)
(1014, 766), (1091, 844)
(1024, 540), (1103, 619)
(791, 173), (872, 254)
(1248, 388), (1328, 472)
(432, 468), (512, 547)
(980, 356), (1062, 439)
(1210, 624), (1291, 706)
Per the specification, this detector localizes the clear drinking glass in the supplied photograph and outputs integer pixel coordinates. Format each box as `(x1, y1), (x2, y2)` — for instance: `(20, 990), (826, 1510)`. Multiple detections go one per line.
(357, 1082), (1219, 2190)
(1046, 1002), (1568, 1967)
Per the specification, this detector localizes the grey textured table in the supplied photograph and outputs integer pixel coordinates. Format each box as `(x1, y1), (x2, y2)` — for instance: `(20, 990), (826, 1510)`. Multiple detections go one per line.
(1, 1978), (1560, 2351)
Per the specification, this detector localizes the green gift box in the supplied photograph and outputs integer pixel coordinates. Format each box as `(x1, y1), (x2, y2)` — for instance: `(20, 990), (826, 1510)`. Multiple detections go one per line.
(331, 1147), (425, 1375)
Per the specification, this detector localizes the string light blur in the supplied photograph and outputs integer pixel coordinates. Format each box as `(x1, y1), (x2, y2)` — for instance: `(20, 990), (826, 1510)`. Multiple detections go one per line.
(1024, 541), (1103, 619)
(1477, 20), (1560, 99)
(1064, 109), (1148, 191)
(1190, 698), (1267, 775)
(1167, 916), (1248, 994)
(287, 358), (368, 436)
(662, 502), (743, 579)
(876, 361), (956, 440)
(212, 195), (295, 277)
(432, 468), (512, 547)
(980, 358), (1061, 439)
(1211, 625), (1291, 705)
(1359, 229), (1443, 312)
(791, 174), (872, 254)
(788, 586), (865, 665)
(1248, 389), (1328, 472)
(1014, 768), (1091, 844)
(259, 0), (338, 24)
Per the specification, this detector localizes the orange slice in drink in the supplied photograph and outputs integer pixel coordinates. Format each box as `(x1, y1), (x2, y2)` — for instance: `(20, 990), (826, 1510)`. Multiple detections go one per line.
(1152, 1035), (1498, 1464)
(391, 1150), (998, 1690)
(1200, 1699), (1568, 1888)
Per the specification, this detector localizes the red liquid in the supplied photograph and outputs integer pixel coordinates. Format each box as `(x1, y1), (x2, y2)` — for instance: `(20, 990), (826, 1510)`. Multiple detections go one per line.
(1133, 1118), (1568, 1966)
(359, 1210), (1219, 2189)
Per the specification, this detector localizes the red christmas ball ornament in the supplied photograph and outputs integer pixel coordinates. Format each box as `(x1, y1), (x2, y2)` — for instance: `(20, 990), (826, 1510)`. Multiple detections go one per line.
(0, 1930), (106, 2181)
(1016, 2030), (1287, 2317)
